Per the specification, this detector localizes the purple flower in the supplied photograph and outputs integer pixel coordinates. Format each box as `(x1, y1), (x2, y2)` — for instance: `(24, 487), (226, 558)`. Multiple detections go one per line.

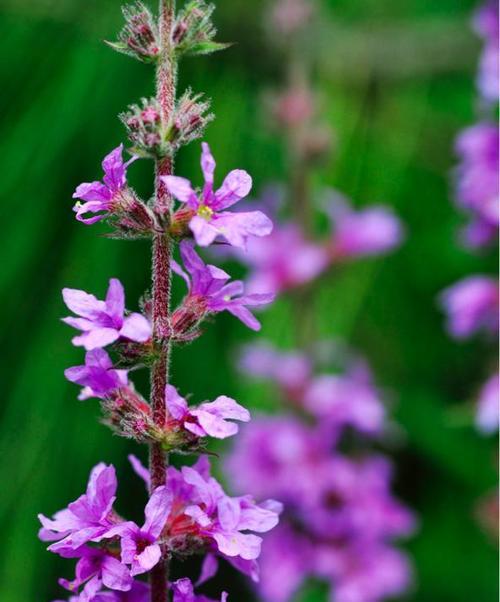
(65, 349), (129, 400)
(63, 279), (151, 350)
(73, 145), (137, 224)
(473, 1), (499, 102)
(303, 370), (386, 435)
(476, 372), (499, 434)
(326, 195), (404, 259)
(58, 547), (132, 594)
(127, 454), (281, 566)
(171, 578), (228, 602)
(439, 275), (498, 339)
(162, 142), (272, 248)
(238, 343), (312, 395)
(173, 241), (274, 331)
(241, 223), (328, 295)
(109, 486), (171, 576)
(59, 581), (150, 602)
(455, 123), (499, 247)
(166, 385), (250, 439)
(39, 463), (120, 552)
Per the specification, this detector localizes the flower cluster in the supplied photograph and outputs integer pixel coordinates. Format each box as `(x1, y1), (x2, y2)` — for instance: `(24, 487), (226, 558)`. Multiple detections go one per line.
(226, 351), (415, 602)
(39, 457), (280, 600)
(453, 1), (499, 249)
(440, 0), (499, 436)
(220, 2), (415, 601)
(40, 2), (281, 600)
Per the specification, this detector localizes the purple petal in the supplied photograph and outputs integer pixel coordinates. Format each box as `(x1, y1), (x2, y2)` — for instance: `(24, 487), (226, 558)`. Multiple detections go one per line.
(199, 396), (250, 422)
(62, 288), (106, 319)
(171, 259), (191, 290)
(165, 385), (189, 420)
(143, 486), (171, 537)
(201, 142), (216, 187)
(217, 496), (241, 531)
(133, 544), (162, 575)
(196, 554), (219, 586)
(73, 182), (112, 202)
(161, 175), (198, 207)
(105, 279), (125, 322)
(213, 169), (252, 210)
(225, 305), (261, 331)
(73, 200), (111, 224)
(210, 211), (273, 249)
(128, 455), (150, 488)
(189, 215), (219, 246)
(120, 313), (152, 342)
(72, 328), (120, 351)
(212, 532), (262, 560)
(101, 555), (133, 591)
(102, 144), (127, 191)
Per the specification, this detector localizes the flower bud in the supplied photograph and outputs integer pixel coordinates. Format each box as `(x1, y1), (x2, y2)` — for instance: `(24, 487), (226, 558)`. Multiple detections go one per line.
(107, 2), (160, 63)
(171, 295), (208, 342)
(173, 0), (229, 56)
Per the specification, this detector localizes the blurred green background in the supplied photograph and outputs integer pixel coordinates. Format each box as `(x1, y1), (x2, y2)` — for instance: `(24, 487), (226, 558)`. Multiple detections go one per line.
(0, 0), (497, 600)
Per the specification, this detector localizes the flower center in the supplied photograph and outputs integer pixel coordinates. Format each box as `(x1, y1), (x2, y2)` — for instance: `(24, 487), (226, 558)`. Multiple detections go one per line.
(197, 204), (213, 221)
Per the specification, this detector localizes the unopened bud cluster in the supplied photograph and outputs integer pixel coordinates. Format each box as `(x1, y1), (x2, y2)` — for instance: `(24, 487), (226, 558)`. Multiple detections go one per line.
(108, 1), (160, 63)
(173, 0), (229, 56)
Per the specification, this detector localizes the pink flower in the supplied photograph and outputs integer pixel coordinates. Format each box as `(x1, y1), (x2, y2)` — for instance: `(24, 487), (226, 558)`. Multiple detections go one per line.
(109, 487), (172, 576)
(64, 349), (129, 399)
(172, 241), (274, 331)
(73, 145), (137, 224)
(476, 372), (499, 434)
(63, 279), (151, 350)
(242, 223), (328, 295)
(162, 142), (272, 248)
(326, 195), (404, 259)
(439, 275), (499, 339)
(166, 385), (250, 439)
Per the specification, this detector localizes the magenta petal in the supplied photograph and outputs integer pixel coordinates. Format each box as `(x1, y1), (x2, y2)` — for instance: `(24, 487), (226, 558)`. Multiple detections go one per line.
(72, 328), (120, 350)
(217, 497), (240, 531)
(201, 141), (216, 186)
(133, 544), (162, 575)
(105, 279), (125, 322)
(161, 175), (197, 206)
(143, 486), (171, 537)
(213, 169), (253, 209)
(101, 555), (133, 591)
(73, 182), (112, 202)
(196, 554), (219, 586)
(225, 305), (261, 331)
(62, 288), (106, 319)
(120, 313), (152, 342)
(189, 215), (219, 246)
(210, 211), (273, 249)
(102, 144), (127, 191)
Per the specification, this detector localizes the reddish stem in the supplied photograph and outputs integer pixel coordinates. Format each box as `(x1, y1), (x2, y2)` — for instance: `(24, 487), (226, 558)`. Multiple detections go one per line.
(149, 1), (176, 601)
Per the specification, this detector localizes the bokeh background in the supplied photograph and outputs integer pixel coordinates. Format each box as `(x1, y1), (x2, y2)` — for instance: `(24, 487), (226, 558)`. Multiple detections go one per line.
(0, 0), (497, 600)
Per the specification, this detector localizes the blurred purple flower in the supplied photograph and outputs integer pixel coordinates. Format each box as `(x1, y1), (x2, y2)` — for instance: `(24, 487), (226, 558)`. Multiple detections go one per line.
(65, 349), (129, 400)
(242, 223), (328, 295)
(326, 195), (404, 259)
(473, 1), (499, 102)
(476, 372), (499, 434)
(73, 145), (137, 224)
(166, 385), (250, 439)
(163, 142), (272, 248)
(439, 275), (499, 339)
(63, 279), (151, 350)
(455, 123), (499, 247)
(172, 578), (228, 602)
(173, 241), (274, 330)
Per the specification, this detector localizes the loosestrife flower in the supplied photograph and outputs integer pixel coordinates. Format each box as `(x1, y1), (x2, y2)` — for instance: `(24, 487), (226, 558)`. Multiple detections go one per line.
(455, 123), (499, 248)
(38, 463), (120, 552)
(473, 0), (499, 103)
(476, 372), (499, 434)
(128, 454), (282, 567)
(73, 145), (137, 224)
(109, 486), (171, 576)
(63, 278), (151, 350)
(172, 240), (274, 331)
(166, 385), (250, 439)
(326, 195), (404, 259)
(439, 275), (499, 339)
(242, 223), (328, 295)
(65, 348), (129, 399)
(163, 142), (273, 248)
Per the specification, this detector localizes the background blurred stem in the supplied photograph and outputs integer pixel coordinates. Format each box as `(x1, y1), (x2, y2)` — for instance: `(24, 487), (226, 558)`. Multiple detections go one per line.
(150, 1), (176, 600)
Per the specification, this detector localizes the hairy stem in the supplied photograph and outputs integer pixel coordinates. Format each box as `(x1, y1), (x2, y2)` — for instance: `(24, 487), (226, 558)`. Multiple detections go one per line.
(150, 1), (176, 601)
